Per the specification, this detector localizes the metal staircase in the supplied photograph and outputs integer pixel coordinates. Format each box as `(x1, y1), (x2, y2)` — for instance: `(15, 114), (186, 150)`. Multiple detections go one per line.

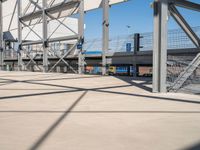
(169, 53), (200, 92)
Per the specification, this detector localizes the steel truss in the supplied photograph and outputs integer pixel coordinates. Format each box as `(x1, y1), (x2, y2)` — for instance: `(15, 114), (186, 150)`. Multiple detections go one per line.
(153, 0), (200, 92)
(17, 0), (84, 73)
(1, 0), (110, 75)
(2, 0), (198, 93)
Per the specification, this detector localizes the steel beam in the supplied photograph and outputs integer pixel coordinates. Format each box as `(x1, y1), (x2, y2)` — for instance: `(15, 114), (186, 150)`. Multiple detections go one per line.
(22, 35), (78, 46)
(153, 0), (168, 93)
(17, 0), (23, 71)
(48, 49), (77, 73)
(169, 4), (200, 49)
(42, 0), (48, 72)
(102, 0), (109, 75)
(78, 0), (84, 74)
(20, 0), (80, 23)
(170, 0), (200, 12)
(48, 42), (78, 72)
(0, 0), (3, 70)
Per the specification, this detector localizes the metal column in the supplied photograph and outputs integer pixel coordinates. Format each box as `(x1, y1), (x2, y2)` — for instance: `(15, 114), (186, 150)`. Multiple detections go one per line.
(0, 0), (4, 71)
(153, 0), (168, 93)
(43, 0), (48, 72)
(78, 0), (84, 74)
(102, 0), (109, 75)
(17, 0), (23, 71)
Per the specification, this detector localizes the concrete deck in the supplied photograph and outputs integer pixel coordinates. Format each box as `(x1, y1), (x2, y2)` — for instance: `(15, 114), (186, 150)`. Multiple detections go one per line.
(0, 71), (200, 150)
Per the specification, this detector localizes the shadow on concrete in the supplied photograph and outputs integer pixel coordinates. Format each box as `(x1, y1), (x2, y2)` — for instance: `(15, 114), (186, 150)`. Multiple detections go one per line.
(0, 77), (199, 106)
(0, 77), (133, 91)
(95, 89), (200, 105)
(0, 73), (61, 78)
(115, 76), (152, 92)
(29, 91), (88, 150)
(0, 89), (81, 101)
(183, 142), (200, 150)
(0, 110), (200, 114)
(27, 75), (104, 82)
(0, 89), (67, 91)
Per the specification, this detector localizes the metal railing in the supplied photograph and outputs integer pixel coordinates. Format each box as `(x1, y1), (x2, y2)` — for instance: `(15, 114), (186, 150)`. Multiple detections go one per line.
(4, 26), (200, 59)
(84, 26), (200, 52)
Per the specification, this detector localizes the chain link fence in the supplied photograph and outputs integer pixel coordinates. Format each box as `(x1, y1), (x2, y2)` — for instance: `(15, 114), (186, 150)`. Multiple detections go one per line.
(84, 26), (200, 52)
(167, 55), (200, 94)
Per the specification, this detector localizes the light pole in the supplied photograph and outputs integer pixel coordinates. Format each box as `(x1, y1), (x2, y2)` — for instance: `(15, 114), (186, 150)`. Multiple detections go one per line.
(126, 25), (131, 35)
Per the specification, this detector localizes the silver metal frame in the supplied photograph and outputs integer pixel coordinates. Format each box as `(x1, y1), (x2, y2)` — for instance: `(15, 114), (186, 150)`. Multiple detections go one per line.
(153, 0), (200, 93)
(1, 0), (199, 93)
(153, 0), (168, 93)
(16, 0), (83, 73)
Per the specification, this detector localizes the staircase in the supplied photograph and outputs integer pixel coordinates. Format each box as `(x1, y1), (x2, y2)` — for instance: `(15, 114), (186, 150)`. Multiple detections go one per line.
(169, 53), (200, 92)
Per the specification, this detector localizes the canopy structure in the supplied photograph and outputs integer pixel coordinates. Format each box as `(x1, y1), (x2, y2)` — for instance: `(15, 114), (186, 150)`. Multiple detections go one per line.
(1, 0), (199, 93)
(2, 0), (78, 41)
(1, 0), (128, 74)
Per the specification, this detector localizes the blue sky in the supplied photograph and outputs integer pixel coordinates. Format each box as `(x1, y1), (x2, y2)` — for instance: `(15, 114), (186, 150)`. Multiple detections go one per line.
(84, 0), (200, 39)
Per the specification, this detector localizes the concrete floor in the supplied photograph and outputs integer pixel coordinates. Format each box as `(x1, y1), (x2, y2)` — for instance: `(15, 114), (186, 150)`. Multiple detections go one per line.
(0, 71), (200, 150)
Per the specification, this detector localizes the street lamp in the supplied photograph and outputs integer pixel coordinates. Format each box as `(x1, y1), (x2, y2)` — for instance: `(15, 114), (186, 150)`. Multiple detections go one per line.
(126, 25), (131, 35)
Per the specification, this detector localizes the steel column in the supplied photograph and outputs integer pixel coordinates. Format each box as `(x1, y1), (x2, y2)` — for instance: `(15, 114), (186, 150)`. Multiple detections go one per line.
(17, 0), (23, 71)
(42, 0), (48, 72)
(78, 0), (84, 74)
(0, 0), (3, 71)
(102, 0), (109, 75)
(153, 0), (168, 93)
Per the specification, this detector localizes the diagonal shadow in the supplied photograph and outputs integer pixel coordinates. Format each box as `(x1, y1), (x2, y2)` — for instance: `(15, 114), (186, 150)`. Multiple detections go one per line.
(115, 76), (152, 92)
(24, 80), (134, 92)
(0, 73), (64, 87)
(0, 81), (13, 83)
(0, 77), (84, 90)
(0, 110), (200, 114)
(0, 89), (67, 91)
(27, 75), (104, 82)
(0, 89), (81, 101)
(0, 77), (133, 92)
(29, 91), (88, 150)
(0, 77), (199, 105)
(183, 142), (200, 150)
(0, 80), (199, 105)
(0, 73), (62, 78)
(0, 81), (18, 87)
(94, 89), (200, 105)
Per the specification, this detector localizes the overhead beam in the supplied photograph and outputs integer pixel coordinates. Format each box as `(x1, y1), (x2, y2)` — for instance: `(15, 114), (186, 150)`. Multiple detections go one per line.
(170, 0), (200, 12)
(153, 0), (168, 93)
(20, 0), (129, 25)
(21, 35), (78, 46)
(20, 0), (80, 22)
(169, 4), (200, 49)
